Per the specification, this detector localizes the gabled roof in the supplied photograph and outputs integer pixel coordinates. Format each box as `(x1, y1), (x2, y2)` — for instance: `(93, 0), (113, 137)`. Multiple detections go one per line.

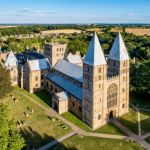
(84, 32), (106, 66)
(55, 91), (68, 101)
(28, 58), (50, 71)
(67, 53), (82, 64)
(108, 32), (130, 61)
(53, 59), (83, 83)
(47, 73), (82, 101)
(4, 51), (18, 67)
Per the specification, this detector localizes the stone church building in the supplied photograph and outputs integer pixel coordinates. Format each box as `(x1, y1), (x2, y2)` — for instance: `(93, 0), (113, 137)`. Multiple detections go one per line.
(0, 32), (130, 129)
(46, 32), (130, 129)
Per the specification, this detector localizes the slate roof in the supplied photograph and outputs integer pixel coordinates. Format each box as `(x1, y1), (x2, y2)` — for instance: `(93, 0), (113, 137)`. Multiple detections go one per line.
(108, 32), (130, 61)
(67, 53), (82, 64)
(53, 59), (83, 83)
(4, 51), (18, 67)
(84, 32), (106, 66)
(47, 73), (82, 101)
(28, 58), (50, 71)
(55, 91), (69, 101)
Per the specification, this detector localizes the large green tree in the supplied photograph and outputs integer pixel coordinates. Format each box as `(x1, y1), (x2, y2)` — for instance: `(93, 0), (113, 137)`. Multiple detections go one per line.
(0, 64), (12, 98)
(130, 60), (150, 95)
(0, 104), (24, 150)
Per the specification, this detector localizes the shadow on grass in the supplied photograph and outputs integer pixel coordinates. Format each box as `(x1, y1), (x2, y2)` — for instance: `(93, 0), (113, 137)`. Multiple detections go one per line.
(141, 118), (150, 135)
(20, 126), (78, 150)
(51, 144), (78, 150)
(34, 90), (52, 107)
(118, 117), (138, 134)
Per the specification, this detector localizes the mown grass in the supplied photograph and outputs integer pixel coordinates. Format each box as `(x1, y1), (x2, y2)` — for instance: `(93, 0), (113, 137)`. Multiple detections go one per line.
(62, 112), (126, 135)
(119, 108), (138, 134)
(51, 135), (145, 150)
(1, 87), (71, 149)
(140, 110), (150, 135)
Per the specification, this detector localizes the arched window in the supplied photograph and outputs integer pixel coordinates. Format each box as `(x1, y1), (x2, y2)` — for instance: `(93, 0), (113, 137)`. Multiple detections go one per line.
(107, 83), (118, 109)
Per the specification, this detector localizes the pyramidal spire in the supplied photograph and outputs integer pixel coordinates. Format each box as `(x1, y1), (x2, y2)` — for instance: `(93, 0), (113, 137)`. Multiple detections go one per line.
(84, 32), (106, 66)
(108, 32), (129, 61)
(5, 51), (18, 67)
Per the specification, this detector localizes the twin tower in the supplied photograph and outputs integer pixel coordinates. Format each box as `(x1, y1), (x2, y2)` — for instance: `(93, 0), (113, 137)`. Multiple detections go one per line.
(82, 33), (130, 129)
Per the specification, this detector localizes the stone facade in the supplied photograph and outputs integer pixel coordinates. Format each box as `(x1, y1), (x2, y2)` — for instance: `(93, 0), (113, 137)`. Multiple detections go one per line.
(23, 59), (50, 93)
(44, 43), (67, 67)
(46, 32), (130, 129)
(0, 51), (18, 86)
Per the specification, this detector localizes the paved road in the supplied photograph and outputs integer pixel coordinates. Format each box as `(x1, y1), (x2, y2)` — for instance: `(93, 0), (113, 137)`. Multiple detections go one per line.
(113, 120), (150, 150)
(130, 103), (142, 136)
(142, 132), (150, 140)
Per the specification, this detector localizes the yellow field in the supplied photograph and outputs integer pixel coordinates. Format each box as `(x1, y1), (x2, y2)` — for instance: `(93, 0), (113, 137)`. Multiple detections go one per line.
(125, 28), (150, 36)
(41, 29), (82, 35)
(0, 26), (18, 29)
(111, 27), (150, 36)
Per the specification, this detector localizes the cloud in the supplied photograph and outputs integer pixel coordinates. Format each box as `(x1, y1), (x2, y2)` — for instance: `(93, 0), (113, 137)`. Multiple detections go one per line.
(127, 13), (135, 17)
(21, 8), (30, 12)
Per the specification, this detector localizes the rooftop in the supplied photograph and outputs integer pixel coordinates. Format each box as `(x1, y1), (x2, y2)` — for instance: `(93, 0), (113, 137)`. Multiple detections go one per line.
(84, 32), (106, 66)
(47, 73), (82, 101)
(108, 32), (130, 61)
(55, 91), (68, 101)
(67, 53), (82, 64)
(28, 58), (50, 71)
(4, 51), (18, 67)
(54, 59), (83, 83)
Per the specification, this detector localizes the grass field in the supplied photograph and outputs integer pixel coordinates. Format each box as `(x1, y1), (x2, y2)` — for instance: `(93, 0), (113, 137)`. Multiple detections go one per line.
(119, 108), (138, 134)
(51, 135), (145, 150)
(1, 87), (71, 149)
(62, 112), (126, 135)
(140, 110), (150, 135)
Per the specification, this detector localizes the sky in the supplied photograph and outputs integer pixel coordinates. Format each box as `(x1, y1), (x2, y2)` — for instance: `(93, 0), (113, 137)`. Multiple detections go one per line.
(0, 0), (150, 24)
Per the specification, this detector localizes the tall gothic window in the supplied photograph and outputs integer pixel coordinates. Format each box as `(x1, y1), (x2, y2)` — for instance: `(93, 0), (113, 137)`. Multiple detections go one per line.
(107, 83), (118, 109)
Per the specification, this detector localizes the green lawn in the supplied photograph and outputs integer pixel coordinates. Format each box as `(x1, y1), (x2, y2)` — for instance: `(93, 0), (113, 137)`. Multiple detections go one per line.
(14, 86), (52, 109)
(95, 123), (126, 135)
(140, 110), (150, 135)
(62, 112), (92, 131)
(119, 108), (138, 134)
(1, 87), (71, 149)
(62, 112), (126, 135)
(51, 135), (145, 150)
(145, 136), (150, 144)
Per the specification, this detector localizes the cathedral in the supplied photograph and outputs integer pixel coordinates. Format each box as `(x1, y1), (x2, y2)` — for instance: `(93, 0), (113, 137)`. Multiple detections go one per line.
(0, 32), (130, 129)
(46, 32), (130, 129)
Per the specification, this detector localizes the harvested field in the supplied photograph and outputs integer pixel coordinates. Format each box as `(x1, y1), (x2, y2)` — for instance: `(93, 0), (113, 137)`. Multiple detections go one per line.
(0, 26), (18, 29)
(41, 29), (82, 35)
(125, 28), (150, 36)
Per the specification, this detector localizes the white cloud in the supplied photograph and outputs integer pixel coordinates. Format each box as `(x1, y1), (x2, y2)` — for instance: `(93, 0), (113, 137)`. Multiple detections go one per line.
(21, 8), (30, 12)
(127, 13), (135, 17)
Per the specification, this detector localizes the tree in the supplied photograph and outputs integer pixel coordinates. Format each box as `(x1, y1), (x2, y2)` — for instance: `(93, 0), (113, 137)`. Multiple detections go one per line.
(130, 60), (150, 96)
(0, 104), (24, 150)
(0, 64), (12, 98)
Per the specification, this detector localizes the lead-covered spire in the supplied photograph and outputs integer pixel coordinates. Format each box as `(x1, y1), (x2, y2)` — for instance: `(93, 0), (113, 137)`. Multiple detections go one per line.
(84, 32), (106, 66)
(108, 32), (129, 61)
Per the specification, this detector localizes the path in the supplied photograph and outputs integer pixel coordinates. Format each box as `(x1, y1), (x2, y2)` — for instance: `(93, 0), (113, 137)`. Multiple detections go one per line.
(18, 91), (126, 140)
(113, 120), (150, 150)
(38, 132), (76, 150)
(130, 103), (142, 136)
(142, 132), (150, 140)
(19, 91), (150, 150)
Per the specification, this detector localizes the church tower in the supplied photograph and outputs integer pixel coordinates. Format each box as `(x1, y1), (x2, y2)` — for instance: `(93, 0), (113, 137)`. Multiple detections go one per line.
(82, 33), (107, 129)
(108, 32), (130, 116)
